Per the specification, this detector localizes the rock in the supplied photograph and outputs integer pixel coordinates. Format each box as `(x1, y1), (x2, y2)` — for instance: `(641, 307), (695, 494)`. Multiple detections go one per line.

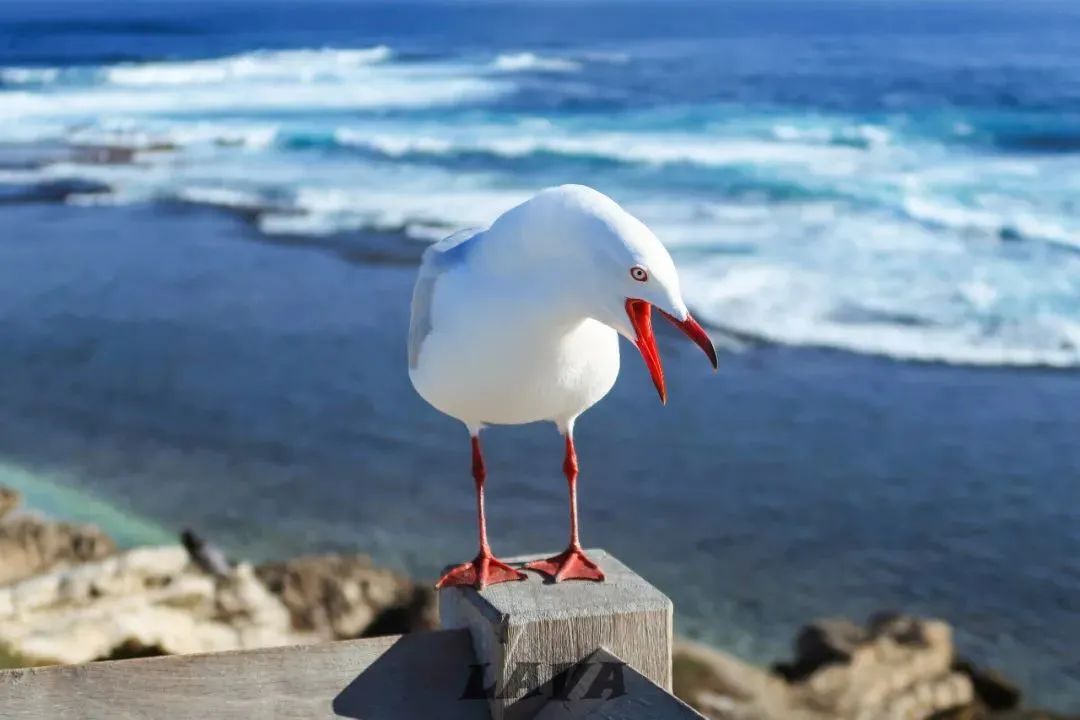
(254, 554), (437, 639)
(954, 659), (1022, 711)
(868, 611), (928, 644)
(792, 614), (968, 719)
(0, 546), (305, 666)
(0, 485), (20, 520)
(776, 618), (867, 681)
(0, 545), (436, 668)
(674, 638), (794, 720)
(0, 515), (117, 586)
(675, 614), (975, 720)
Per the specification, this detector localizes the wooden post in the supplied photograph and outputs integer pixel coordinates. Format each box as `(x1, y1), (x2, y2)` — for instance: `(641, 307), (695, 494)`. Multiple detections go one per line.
(439, 549), (675, 720)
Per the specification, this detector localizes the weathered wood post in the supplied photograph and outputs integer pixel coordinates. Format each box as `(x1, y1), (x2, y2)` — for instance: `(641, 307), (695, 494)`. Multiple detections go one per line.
(439, 548), (679, 720)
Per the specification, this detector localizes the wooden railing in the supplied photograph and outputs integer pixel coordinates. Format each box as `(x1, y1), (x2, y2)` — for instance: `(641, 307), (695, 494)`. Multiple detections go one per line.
(0, 549), (703, 719)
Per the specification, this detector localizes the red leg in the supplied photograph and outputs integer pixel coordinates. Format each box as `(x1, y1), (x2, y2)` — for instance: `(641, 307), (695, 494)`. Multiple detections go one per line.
(436, 434), (526, 590)
(525, 433), (605, 582)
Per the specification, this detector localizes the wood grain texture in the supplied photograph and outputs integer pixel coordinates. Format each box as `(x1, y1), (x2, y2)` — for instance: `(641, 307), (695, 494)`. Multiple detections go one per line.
(439, 549), (673, 720)
(0, 629), (489, 720)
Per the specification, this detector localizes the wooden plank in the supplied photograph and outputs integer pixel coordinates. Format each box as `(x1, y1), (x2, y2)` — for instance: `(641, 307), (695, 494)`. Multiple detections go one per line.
(439, 549), (673, 720)
(0, 629), (490, 720)
(534, 648), (705, 720)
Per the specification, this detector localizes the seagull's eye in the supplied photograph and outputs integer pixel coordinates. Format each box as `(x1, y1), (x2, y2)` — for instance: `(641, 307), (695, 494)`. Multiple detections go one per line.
(630, 266), (648, 282)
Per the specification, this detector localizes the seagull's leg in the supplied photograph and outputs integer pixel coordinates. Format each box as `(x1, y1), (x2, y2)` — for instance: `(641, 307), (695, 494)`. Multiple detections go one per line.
(525, 432), (605, 582)
(435, 434), (526, 590)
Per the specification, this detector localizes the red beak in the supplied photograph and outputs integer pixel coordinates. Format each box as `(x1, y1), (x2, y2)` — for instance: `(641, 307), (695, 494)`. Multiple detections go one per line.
(625, 299), (718, 404)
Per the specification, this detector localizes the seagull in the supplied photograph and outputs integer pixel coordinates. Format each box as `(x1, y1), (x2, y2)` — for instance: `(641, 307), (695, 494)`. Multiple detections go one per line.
(408, 185), (717, 589)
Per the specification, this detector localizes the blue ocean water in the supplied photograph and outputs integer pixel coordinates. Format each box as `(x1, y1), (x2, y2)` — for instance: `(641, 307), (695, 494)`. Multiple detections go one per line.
(2, 0), (1080, 366)
(1, 0), (1079, 709)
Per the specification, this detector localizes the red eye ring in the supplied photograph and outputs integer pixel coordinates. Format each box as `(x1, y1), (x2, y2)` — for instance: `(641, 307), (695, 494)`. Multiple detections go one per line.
(630, 265), (648, 282)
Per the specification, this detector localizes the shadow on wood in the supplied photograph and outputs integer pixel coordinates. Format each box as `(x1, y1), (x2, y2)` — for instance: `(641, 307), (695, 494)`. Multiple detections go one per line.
(332, 629), (488, 720)
(533, 648), (704, 720)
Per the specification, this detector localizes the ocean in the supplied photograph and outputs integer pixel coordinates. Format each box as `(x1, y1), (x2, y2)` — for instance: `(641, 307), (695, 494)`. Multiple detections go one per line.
(0, 0), (1078, 709)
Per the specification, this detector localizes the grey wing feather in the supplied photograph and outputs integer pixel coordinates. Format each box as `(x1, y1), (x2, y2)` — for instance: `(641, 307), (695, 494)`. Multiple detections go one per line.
(408, 228), (484, 369)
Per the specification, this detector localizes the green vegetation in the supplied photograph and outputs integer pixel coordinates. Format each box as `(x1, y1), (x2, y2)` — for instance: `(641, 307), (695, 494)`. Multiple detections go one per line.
(0, 642), (52, 671)
(0, 642), (28, 670)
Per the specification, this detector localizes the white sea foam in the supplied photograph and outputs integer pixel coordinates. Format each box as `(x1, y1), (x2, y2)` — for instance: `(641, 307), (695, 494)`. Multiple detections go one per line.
(256, 177), (1080, 368)
(772, 122), (891, 147)
(1, 44), (1076, 369)
(258, 212), (346, 237)
(103, 47), (393, 86)
(0, 49), (507, 123)
(19, 136), (1078, 369)
(0, 78), (506, 120)
(681, 261), (1080, 368)
(285, 186), (529, 233)
(904, 195), (1080, 249)
(177, 186), (266, 209)
(492, 53), (581, 73)
(0, 167), (45, 184)
(66, 121), (279, 152)
(0, 67), (60, 85)
(333, 129), (868, 172)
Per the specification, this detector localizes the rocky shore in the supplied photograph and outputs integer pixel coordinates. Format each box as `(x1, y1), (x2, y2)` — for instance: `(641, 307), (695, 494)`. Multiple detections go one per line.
(0, 485), (436, 667)
(674, 617), (1073, 720)
(0, 485), (1073, 720)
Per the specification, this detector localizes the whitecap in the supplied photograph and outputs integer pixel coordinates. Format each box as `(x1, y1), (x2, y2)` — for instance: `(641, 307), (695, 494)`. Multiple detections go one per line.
(492, 53), (582, 73)
(103, 46), (393, 86)
(681, 261), (1080, 368)
(903, 195), (1080, 249)
(0, 67), (60, 85)
(66, 122), (279, 152)
(287, 186), (529, 232)
(771, 121), (890, 148)
(332, 128), (867, 172)
(258, 212), (348, 237)
(0, 77), (507, 120)
(177, 186), (267, 210)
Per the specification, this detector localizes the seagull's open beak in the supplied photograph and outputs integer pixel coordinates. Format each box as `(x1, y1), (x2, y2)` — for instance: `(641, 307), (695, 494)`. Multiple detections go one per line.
(625, 299), (718, 405)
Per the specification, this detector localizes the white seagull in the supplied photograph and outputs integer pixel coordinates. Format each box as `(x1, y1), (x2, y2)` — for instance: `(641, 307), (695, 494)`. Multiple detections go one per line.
(408, 185), (717, 589)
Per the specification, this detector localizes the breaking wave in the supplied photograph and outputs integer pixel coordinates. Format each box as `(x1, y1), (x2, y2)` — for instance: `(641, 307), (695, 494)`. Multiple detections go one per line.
(492, 52), (582, 73)
(102, 46), (394, 86)
(1, 43), (1078, 368)
(683, 263), (1080, 369)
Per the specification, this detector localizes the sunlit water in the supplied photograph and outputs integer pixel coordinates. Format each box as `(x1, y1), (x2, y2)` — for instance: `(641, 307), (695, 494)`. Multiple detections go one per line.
(3, 0), (1080, 366)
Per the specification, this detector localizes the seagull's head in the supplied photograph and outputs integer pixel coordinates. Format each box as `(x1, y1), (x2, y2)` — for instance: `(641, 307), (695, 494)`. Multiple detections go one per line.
(584, 202), (717, 405)
(508, 185), (717, 404)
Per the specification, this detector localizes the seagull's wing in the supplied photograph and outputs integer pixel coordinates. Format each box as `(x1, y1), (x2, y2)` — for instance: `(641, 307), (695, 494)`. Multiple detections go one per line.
(408, 228), (484, 369)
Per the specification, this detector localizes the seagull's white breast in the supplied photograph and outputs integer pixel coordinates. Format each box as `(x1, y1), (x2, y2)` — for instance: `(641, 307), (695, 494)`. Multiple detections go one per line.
(408, 246), (620, 430)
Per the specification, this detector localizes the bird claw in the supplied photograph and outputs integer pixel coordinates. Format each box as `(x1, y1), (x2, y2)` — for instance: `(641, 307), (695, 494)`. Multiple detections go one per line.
(525, 545), (605, 582)
(435, 552), (527, 590)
